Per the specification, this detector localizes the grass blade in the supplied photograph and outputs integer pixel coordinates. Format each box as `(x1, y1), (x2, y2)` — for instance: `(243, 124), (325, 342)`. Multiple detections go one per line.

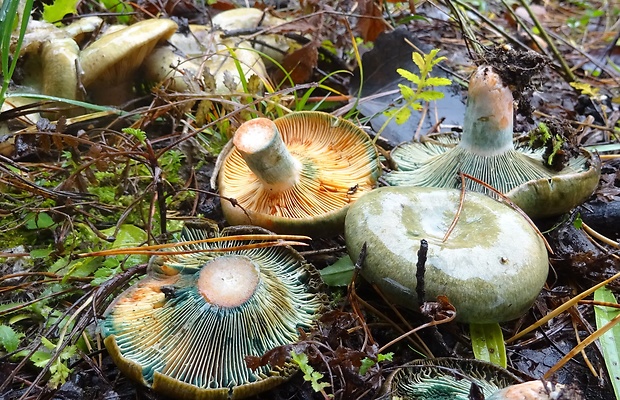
(594, 287), (620, 400)
(470, 323), (507, 368)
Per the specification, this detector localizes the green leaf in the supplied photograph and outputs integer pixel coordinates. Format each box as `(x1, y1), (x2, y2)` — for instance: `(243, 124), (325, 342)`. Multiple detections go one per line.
(320, 255), (355, 286)
(30, 350), (52, 367)
(397, 68), (420, 85)
(398, 84), (416, 100)
(417, 90), (445, 102)
(424, 77), (452, 87)
(470, 323), (507, 368)
(291, 351), (330, 393)
(40, 336), (56, 350)
(49, 359), (72, 387)
(30, 247), (54, 259)
(99, 0), (133, 24)
(573, 213), (583, 229)
(42, 0), (79, 24)
(0, 325), (22, 352)
(431, 56), (448, 67)
(594, 287), (620, 399)
(412, 52), (425, 72)
(424, 49), (440, 67)
(122, 127), (147, 144)
(101, 225), (147, 248)
(377, 352), (393, 362)
(394, 107), (412, 125)
(24, 212), (56, 230)
(359, 357), (375, 375)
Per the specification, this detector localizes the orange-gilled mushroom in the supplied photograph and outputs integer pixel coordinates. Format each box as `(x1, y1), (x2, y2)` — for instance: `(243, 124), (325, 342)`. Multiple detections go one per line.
(101, 225), (325, 400)
(217, 111), (382, 236)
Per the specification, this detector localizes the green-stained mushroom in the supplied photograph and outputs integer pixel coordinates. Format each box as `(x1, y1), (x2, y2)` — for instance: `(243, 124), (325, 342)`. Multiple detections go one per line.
(218, 111), (382, 236)
(101, 225), (325, 400)
(385, 65), (600, 218)
(381, 358), (578, 400)
(344, 186), (549, 323)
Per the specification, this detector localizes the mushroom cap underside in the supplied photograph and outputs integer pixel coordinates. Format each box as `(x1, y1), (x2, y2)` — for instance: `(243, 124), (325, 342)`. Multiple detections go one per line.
(218, 111), (381, 236)
(381, 358), (526, 400)
(101, 225), (325, 399)
(386, 135), (601, 218)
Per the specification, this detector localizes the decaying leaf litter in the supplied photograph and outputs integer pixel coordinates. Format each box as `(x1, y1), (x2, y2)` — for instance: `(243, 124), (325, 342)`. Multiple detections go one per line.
(0, 0), (619, 399)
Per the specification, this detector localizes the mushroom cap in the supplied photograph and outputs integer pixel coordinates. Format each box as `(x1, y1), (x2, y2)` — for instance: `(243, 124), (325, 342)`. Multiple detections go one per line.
(211, 8), (295, 64)
(344, 186), (549, 323)
(218, 111), (382, 236)
(79, 19), (177, 102)
(101, 225), (325, 399)
(141, 24), (267, 94)
(381, 358), (525, 399)
(385, 65), (601, 218)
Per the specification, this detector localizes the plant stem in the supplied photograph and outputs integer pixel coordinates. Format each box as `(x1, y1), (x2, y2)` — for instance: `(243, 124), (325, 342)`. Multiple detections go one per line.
(0, 0), (34, 106)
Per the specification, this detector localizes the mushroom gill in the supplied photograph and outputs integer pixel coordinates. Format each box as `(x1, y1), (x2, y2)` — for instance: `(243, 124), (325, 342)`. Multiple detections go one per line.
(385, 65), (600, 218)
(218, 111), (381, 236)
(101, 225), (325, 400)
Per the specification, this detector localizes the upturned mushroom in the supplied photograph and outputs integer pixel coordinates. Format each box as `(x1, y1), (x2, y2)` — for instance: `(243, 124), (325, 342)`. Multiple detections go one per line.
(385, 65), (600, 218)
(101, 225), (325, 400)
(217, 111), (382, 236)
(382, 358), (578, 400)
(344, 186), (549, 323)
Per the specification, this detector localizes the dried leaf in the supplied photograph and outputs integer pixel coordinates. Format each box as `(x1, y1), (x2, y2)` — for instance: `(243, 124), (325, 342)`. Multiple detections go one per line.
(273, 40), (319, 85)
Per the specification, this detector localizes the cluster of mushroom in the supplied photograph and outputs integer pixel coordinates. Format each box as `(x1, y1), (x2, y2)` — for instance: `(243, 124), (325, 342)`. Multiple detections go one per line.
(10, 7), (299, 119)
(99, 46), (601, 399)
(213, 66), (599, 324)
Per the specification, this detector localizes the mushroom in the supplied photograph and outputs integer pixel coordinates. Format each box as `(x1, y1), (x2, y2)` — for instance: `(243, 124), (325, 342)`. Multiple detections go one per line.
(78, 19), (178, 104)
(210, 8), (299, 65)
(382, 358), (578, 400)
(101, 225), (325, 400)
(344, 186), (549, 323)
(385, 65), (601, 218)
(141, 22), (267, 95)
(218, 111), (382, 236)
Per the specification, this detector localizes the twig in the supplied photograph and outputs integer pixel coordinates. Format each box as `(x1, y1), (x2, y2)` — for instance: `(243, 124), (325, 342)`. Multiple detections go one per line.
(415, 239), (428, 306)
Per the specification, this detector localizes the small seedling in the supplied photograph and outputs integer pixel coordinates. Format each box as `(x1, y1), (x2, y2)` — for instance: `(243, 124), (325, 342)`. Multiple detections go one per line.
(359, 352), (393, 375)
(383, 48), (452, 125)
(290, 350), (332, 397)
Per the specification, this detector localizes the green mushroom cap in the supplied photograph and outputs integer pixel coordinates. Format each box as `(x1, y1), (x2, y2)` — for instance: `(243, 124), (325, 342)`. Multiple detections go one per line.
(385, 65), (600, 219)
(344, 186), (549, 323)
(101, 225), (325, 399)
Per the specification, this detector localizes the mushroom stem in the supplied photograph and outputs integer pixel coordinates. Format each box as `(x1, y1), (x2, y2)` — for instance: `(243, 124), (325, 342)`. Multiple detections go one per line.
(460, 66), (514, 156)
(233, 118), (302, 192)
